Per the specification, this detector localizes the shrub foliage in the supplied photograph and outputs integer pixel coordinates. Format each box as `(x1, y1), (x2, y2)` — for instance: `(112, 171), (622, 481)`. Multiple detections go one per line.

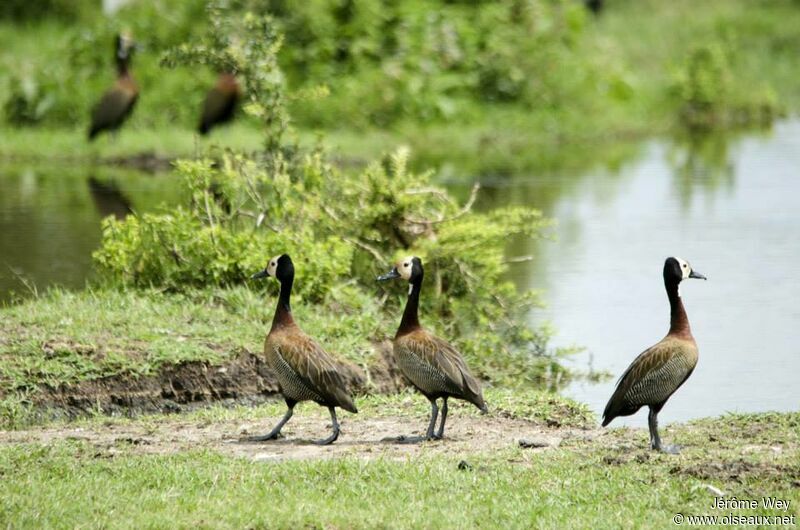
(672, 41), (783, 130)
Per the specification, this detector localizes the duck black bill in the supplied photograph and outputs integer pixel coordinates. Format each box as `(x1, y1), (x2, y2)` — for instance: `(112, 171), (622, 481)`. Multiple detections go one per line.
(251, 269), (269, 279)
(377, 268), (400, 282)
(689, 270), (707, 280)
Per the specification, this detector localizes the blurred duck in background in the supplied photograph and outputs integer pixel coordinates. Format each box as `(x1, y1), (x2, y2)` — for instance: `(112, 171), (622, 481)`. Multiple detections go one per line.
(198, 72), (241, 135)
(88, 33), (139, 141)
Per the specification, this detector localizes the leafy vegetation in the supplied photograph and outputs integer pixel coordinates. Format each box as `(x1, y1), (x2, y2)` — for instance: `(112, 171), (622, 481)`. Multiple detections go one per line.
(91, 150), (564, 390)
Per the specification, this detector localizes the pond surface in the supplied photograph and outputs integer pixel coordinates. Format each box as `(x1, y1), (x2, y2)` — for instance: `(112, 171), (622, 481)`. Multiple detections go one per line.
(1, 121), (798, 425)
(0, 165), (183, 302)
(484, 120), (800, 424)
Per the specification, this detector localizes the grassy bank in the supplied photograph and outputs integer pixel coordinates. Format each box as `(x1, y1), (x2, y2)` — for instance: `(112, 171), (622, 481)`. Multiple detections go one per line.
(0, 286), (572, 428)
(0, 397), (796, 528)
(0, 286), (382, 428)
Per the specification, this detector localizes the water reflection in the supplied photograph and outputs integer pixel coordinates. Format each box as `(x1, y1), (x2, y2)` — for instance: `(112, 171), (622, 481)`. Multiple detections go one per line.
(87, 176), (133, 220)
(0, 164), (183, 303)
(667, 130), (735, 208)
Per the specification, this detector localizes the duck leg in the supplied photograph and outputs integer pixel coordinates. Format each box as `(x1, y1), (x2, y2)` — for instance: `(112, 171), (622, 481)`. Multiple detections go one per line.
(385, 398), (439, 444)
(313, 407), (340, 446)
(425, 398), (439, 440)
(433, 397), (449, 440)
(243, 400), (295, 442)
(649, 406), (680, 454)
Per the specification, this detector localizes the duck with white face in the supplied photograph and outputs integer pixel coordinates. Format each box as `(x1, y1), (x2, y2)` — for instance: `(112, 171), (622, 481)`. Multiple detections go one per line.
(602, 256), (707, 454)
(88, 33), (139, 141)
(378, 256), (488, 443)
(246, 254), (358, 445)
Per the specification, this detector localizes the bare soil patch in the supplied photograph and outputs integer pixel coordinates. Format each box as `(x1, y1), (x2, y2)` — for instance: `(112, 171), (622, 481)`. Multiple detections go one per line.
(0, 411), (578, 462)
(674, 460), (800, 483)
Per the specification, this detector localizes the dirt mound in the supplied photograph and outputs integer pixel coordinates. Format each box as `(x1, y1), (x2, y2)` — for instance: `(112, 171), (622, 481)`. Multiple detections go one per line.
(30, 341), (409, 420)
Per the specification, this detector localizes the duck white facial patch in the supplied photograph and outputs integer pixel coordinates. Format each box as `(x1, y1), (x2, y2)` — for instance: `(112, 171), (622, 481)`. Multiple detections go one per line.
(675, 256), (691, 280)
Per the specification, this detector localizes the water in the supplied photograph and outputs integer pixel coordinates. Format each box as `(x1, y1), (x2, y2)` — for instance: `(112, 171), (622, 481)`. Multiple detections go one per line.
(1, 122), (799, 423)
(0, 165), (183, 302)
(486, 121), (800, 424)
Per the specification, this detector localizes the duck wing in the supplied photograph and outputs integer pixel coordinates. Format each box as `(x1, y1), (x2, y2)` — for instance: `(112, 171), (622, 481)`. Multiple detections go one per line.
(271, 330), (358, 413)
(89, 84), (137, 137)
(602, 338), (697, 425)
(399, 331), (487, 411)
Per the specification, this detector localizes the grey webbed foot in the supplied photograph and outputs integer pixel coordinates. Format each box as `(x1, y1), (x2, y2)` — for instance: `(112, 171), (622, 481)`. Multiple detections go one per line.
(240, 405), (294, 443)
(312, 429), (339, 446)
(658, 444), (682, 455)
(241, 431), (284, 443)
(382, 435), (432, 444)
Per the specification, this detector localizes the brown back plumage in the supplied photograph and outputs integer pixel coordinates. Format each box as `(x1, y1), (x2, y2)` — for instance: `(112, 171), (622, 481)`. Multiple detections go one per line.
(88, 34), (138, 141)
(395, 328), (487, 412)
(602, 336), (698, 426)
(265, 323), (358, 414)
(88, 77), (138, 140)
(198, 73), (240, 135)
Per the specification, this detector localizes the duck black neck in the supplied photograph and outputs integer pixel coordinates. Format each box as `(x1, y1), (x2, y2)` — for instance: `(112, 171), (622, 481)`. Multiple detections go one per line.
(397, 275), (422, 337)
(116, 58), (130, 77)
(271, 275), (294, 331)
(665, 278), (691, 338)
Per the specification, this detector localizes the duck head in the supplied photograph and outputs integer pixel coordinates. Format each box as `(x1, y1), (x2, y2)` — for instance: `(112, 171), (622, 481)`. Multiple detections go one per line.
(252, 254), (294, 283)
(664, 256), (706, 286)
(115, 32), (136, 69)
(378, 256), (423, 283)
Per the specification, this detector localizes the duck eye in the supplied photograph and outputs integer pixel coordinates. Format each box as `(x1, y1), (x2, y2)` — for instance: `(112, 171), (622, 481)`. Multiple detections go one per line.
(404, 262), (409, 267)
(682, 264), (687, 268)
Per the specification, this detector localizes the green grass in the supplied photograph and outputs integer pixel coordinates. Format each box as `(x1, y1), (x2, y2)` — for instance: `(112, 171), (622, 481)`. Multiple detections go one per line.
(0, 409), (796, 529)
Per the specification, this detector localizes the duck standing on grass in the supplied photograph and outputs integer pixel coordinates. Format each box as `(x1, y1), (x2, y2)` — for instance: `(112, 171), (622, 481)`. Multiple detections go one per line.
(602, 256), (706, 454)
(88, 33), (139, 141)
(378, 256), (488, 442)
(245, 254), (358, 445)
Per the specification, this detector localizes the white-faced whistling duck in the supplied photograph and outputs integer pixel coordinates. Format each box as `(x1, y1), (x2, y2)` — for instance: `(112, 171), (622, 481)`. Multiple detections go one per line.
(378, 256), (488, 442)
(602, 256), (706, 454)
(247, 254), (358, 445)
(198, 72), (240, 135)
(88, 33), (139, 141)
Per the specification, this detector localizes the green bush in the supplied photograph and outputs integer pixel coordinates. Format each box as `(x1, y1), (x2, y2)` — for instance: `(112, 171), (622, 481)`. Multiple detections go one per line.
(672, 41), (784, 129)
